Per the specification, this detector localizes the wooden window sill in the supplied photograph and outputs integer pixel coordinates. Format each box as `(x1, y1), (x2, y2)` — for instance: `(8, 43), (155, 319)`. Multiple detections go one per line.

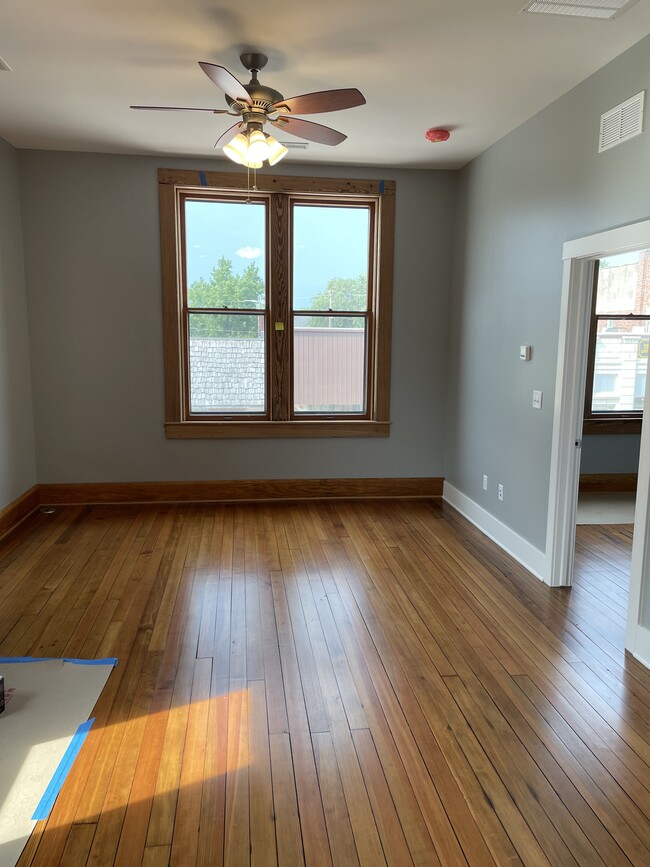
(583, 418), (642, 435)
(165, 420), (391, 439)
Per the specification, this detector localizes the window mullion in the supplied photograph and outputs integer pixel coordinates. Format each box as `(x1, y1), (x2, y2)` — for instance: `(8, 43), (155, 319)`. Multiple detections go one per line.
(269, 193), (291, 420)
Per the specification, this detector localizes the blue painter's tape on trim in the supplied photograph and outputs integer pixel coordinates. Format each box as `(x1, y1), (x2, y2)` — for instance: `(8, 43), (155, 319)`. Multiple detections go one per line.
(0, 657), (49, 663)
(32, 719), (95, 820)
(199, 171), (208, 186)
(0, 657), (117, 666)
(64, 658), (118, 667)
(379, 180), (385, 194)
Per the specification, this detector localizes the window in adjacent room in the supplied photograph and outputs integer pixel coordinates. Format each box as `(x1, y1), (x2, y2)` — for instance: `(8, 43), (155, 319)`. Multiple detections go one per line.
(584, 248), (650, 430)
(158, 169), (395, 438)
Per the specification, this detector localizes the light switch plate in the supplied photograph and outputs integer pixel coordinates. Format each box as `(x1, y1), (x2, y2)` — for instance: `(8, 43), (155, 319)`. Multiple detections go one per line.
(532, 389), (543, 409)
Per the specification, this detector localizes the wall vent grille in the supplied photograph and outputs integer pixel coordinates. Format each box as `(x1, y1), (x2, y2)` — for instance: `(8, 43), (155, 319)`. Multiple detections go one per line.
(521, 0), (639, 19)
(599, 91), (645, 152)
(279, 141), (308, 150)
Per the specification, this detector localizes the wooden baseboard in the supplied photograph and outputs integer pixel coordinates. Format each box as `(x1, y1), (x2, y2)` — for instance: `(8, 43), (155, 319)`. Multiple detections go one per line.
(0, 479), (443, 534)
(38, 477), (444, 506)
(0, 485), (41, 540)
(579, 473), (638, 494)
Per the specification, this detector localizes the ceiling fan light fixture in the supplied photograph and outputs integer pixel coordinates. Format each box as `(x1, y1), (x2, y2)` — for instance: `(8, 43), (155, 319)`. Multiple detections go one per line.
(223, 132), (249, 164)
(247, 128), (271, 162)
(223, 127), (288, 169)
(266, 134), (288, 166)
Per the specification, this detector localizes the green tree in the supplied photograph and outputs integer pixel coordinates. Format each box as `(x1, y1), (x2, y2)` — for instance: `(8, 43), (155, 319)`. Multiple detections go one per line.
(188, 257), (265, 337)
(304, 274), (367, 328)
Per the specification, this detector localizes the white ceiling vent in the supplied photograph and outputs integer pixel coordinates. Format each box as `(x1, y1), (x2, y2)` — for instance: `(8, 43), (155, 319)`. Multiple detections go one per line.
(521, 0), (639, 19)
(599, 91), (645, 152)
(279, 141), (309, 150)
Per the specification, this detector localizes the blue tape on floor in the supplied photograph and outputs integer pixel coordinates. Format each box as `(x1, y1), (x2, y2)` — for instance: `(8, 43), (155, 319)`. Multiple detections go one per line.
(0, 657), (117, 666)
(32, 718), (95, 820)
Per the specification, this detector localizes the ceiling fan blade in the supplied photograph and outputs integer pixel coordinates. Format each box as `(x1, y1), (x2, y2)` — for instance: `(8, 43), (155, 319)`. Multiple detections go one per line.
(214, 122), (243, 149)
(270, 116), (346, 146)
(272, 88), (365, 115)
(199, 62), (252, 105)
(130, 105), (230, 113)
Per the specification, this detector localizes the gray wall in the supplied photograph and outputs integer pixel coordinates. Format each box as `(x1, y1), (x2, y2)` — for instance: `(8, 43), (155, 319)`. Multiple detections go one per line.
(447, 34), (650, 552)
(0, 138), (36, 510)
(18, 151), (456, 483)
(581, 434), (640, 475)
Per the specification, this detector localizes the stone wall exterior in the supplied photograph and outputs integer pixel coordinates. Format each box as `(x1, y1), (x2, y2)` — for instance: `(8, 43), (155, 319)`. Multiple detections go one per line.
(189, 337), (265, 412)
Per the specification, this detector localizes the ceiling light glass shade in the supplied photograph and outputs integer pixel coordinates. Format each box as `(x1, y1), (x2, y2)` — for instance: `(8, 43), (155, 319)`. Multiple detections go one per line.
(223, 132), (249, 164)
(222, 127), (286, 169)
(266, 135), (288, 166)
(247, 128), (271, 162)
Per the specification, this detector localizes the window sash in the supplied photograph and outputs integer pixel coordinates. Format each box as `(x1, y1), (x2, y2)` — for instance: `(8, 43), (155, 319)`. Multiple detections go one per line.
(292, 312), (370, 418)
(185, 311), (269, 419)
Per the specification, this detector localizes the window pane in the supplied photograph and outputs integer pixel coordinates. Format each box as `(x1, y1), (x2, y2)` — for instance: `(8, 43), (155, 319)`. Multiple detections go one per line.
(293, 205), (370, 311)
(294, 315), (366, 414)
(185, 200), (266, 310)
(189, 313), (265, 414)
(591, 319), (649, 413)
(595, 248), (650, 315)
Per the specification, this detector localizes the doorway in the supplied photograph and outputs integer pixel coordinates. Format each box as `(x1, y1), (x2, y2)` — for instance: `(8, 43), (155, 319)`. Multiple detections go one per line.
(546, 218), (650, 666)
(576, 247), (644, 551)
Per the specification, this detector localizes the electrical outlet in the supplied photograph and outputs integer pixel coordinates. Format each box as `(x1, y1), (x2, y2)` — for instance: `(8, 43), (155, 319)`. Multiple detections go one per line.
(483, 475), (488, 491)
(498, 484), (504, 501)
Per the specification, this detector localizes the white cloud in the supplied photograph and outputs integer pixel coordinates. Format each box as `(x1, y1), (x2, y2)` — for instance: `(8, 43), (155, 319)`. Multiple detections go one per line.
(236, 246), (262, 259)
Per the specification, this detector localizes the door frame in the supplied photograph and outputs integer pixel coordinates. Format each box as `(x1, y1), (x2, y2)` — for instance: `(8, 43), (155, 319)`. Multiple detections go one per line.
(546, 218), (650, 662)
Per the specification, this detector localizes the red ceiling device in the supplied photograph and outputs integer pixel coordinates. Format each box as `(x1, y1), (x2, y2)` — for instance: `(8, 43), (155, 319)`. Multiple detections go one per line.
(425, 128), (450, 142)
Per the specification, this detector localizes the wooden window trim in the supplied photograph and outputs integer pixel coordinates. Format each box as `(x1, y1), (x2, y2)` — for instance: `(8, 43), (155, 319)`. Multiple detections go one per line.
(583, 258), (646, 434)
(159, 168), (395, 438)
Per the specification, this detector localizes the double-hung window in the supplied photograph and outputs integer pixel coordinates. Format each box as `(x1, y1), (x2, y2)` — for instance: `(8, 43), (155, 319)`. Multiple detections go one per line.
(159, 169), (395, 438)
(584, 249), (650, 433)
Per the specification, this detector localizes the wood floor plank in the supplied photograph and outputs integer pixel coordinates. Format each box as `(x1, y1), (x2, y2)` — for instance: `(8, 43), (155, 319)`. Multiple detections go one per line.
(223, 679), (251, 867)
(113, 686), (173, 867)
(312, 731), (360, 867)
(196, 675), (228, 867)
(269, 733), (305, 867)
(59, 823), (96, 867)
(352, 728), (415, 867)
(169, 656), (213, 867)
(248, 679), (278, 867)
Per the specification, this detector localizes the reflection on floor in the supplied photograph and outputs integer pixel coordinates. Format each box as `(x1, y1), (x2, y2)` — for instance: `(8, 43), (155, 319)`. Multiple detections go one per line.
(576, 491), (636, 524)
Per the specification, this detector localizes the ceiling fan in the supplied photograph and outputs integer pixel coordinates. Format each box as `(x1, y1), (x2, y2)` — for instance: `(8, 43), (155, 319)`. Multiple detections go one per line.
(131, 52), (366, 168)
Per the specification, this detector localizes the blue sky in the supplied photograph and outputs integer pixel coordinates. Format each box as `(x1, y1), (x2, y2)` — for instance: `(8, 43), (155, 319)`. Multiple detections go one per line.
(185, 200), (369, 308)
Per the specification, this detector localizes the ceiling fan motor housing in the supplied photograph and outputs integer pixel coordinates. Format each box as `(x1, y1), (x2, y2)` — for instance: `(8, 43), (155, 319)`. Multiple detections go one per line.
(226, 84), (285, 120)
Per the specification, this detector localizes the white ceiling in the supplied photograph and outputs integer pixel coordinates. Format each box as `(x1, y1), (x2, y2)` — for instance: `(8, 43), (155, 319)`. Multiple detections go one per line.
(1, 0), (649, 170)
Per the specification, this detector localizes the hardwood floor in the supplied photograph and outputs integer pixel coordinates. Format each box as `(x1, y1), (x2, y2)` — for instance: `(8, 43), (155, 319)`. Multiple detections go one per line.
(1, 500), (648, 866)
